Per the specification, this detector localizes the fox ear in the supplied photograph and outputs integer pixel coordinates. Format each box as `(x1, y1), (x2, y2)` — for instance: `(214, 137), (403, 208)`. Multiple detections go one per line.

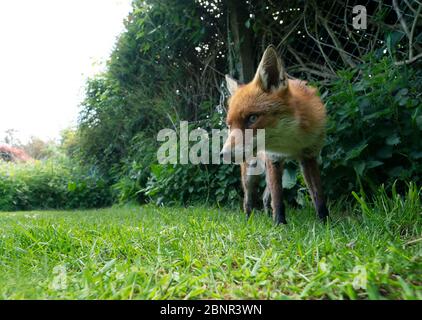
(225, 74), (240, 96)
(254, 45), (288, 92)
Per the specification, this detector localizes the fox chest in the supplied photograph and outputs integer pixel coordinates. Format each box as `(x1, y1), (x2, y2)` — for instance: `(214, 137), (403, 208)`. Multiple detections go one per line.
(263, 117), (320, 158)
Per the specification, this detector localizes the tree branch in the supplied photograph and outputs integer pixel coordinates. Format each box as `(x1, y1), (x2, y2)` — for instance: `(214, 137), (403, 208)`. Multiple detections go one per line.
(395, 52), (422, 65)
(318, 15), (357, 68)
(303, 3), (336, 73)
(286, 45), (336, 79)
(409, 4), (422, 60)
(392, 0), (411, 41)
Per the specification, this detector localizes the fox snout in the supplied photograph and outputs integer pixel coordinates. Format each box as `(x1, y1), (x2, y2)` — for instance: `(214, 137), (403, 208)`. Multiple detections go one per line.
(220, 129), (260, 163)
(220, 129), (242, 162)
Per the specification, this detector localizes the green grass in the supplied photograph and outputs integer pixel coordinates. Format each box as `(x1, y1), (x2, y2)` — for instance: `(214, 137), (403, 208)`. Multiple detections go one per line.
(0, 184), (421, 300)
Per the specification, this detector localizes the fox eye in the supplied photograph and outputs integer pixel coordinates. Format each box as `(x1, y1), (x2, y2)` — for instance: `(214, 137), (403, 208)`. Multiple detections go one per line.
(247, 114), (258, 126)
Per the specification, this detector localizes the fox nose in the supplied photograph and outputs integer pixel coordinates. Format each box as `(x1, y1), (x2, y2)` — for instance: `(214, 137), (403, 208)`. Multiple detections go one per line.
(220, 149), (231, 161)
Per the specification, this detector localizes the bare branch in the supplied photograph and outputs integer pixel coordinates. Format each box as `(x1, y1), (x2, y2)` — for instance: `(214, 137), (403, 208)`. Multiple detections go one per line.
(303, 3), (336, 73)
(343, 0), (363, 57)
(287, 45), (306, 68)
(392, 0), (411, 40)
(404, 0), (422, 17)
(286, 45), (336, 80)
(410, 4), (422, 59)
(395, 52), (422, 65)
(289, 66), (338, 79)
(275, 17), (302, 50)
(318, 15), (357, 68)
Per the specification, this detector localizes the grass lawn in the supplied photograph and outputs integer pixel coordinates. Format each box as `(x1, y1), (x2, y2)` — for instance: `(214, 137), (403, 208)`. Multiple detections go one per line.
(0, 186), (421, 300)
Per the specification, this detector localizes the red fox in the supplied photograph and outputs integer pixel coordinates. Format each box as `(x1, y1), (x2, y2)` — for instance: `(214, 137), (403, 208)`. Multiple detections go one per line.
(221, 45), (329, 224)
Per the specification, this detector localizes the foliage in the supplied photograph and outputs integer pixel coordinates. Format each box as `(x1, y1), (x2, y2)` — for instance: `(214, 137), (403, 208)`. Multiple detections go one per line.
(59, 128), (80, 159)
(0, 184), (420, 299)
(0, 160), (112, 211)
(143, 163), (241, 207)
(77, 0), (223, 179)
(143, 160), (304, 207)
(321, 56), (422, 198)
(22, 137), (59, 160)
(111, 133), (157, 204)
(125, 54), (422, 207)
(73, 0), (421, 208)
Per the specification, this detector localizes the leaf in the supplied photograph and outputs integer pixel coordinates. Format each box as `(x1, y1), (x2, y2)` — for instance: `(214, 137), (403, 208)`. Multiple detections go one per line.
(150, 164), (164, 177)
(282, 167), (297, 189)
(363, 109), (392, 121)
(352, 265), (367, 290)
(67, 182), (77, 192)
(186, 287), (206, 298)
(354, 162), (366, 176)
(386, 33), (392, 55)
(345, 142), (368, 161)
(245, 19), (251, 29)
(398, 96), (408, 107)
(353, 82), (367, 92)
(97, 259), (116, 275)
(386, 133), (400, 146)
(399, 88), (408, 96)
(358, 97), (371, 113)
(141, 42), (151, 53)
(416, 116), (422, 130)
(386, 31), (405, 55)
(366, 160), (384, 169)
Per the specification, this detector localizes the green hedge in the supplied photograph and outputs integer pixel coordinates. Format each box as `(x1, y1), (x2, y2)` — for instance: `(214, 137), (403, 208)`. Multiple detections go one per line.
(322, 56), (422, 198)
(0, 160), (112, 211)
(137, 57), (422, 206)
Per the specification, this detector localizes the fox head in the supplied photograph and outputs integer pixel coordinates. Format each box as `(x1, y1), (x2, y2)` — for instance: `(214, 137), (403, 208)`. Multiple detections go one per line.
(221, 45), (292, 161)
(221, 45), (326, 161)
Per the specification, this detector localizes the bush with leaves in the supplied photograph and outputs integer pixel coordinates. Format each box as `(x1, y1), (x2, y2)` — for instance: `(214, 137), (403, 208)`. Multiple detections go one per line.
(0, 160), (112, 211)
(321, 56), (422, 198)
(143, 163), (241, 207)
(143, 55), (422, 207)
(77, 0), (223, 179)
(111, 133), (157, 204)
(73, 1), (421, 208)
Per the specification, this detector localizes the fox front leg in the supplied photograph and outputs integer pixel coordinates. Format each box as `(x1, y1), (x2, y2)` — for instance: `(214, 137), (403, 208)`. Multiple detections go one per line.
(300, 157), (329, 222)
(241, 162), (261, 217)
(262, 185), (272, 217)
(265, 158), (286, 225)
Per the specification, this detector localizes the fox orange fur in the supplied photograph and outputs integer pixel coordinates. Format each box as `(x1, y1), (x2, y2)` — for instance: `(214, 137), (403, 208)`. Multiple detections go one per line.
(222, 45), (329, 224)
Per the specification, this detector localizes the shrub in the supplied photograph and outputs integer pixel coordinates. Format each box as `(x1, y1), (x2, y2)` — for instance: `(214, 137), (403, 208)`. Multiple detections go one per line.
(143, 163), (242, 207)
(111, 133), (157, 204)
(321, 56), (422, 199)
(0, 160), (112, 211)
(136, 55), (422, 207)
